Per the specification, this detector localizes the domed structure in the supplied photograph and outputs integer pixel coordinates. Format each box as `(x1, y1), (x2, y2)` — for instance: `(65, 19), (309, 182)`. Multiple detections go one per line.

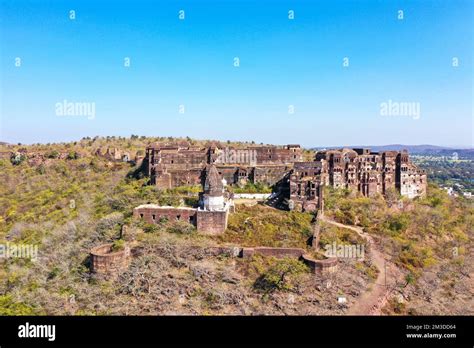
(204, 164), (224, 196)
(201, 164), (225, 211)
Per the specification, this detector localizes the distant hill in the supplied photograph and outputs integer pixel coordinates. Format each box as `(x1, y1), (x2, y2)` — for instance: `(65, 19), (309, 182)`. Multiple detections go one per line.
(311, 144), (473, 157)
(367, 144), (453, 152)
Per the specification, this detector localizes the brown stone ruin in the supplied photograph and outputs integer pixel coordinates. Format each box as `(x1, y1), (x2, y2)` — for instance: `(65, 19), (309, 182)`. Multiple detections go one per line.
(133, 163), (233, 235)
(88, 142), (426, 276)
(144, 142), (427, 212)
(90, 243), (131, 274)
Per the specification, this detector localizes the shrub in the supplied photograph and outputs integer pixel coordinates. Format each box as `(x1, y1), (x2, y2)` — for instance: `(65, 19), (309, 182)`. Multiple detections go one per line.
(97, 212), (124, 240)
(111, 239), (126, 252)
(142, 222), (160, 234)
(166, 220), (196, 234)
(405, 272), (417, 285)
(67, 151), (79, 160)
(34, 164), (46, 175)
(46, 150), (60, 159)
(254, 257), (308, 292)
(0, 295), (37, 315)
(385, 213), (409, 234)
(10, 153), (26, 165)
(233, 182), (272, 194)
(158, 216), (168, 224)
(222, 205), (313, 248)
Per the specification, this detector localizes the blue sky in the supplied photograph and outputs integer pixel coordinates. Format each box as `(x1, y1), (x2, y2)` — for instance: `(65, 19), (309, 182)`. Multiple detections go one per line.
(0, 0), (472, 147)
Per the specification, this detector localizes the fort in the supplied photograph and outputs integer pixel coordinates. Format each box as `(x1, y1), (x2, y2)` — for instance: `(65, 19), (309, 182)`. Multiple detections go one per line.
(144, 142), (427, 212)
(144, 141), (302, 189)
(93, 141), (427, 276)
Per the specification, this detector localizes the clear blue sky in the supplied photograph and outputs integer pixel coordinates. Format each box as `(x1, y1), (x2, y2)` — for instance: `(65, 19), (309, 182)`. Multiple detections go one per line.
(1, 0), (472, 147)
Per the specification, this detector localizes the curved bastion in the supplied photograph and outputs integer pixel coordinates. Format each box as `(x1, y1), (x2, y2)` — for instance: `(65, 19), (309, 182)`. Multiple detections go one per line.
(90, 243), (131, 274)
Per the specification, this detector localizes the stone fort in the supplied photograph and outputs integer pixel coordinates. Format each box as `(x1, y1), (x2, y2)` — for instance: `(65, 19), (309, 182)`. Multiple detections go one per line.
(96, 142), (427, 276)
(143, 142), (426, 213)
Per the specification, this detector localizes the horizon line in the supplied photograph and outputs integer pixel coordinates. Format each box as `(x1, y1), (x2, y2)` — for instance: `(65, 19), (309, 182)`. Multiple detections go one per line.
(1, 136), (472, 150)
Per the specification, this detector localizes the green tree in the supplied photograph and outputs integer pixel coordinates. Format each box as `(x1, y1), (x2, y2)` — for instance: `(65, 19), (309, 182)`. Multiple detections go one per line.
(254, 257), (308, 292)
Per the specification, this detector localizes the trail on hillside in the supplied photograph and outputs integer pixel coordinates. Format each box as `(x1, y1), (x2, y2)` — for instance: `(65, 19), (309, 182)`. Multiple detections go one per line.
(319, 215), (401, 315)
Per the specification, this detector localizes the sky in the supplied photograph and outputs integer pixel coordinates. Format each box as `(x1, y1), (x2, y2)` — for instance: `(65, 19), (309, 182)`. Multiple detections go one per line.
(0, 0), (472, 147)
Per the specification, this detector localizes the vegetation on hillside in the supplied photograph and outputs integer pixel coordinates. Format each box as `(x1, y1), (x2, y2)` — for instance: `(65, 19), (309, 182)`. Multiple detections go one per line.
(231, 182), (272, 194)
(412, 155), (474, 194)
(218, 204), (313, 248)
(0, 136), (472, 315)
(323, 185), (473, 280)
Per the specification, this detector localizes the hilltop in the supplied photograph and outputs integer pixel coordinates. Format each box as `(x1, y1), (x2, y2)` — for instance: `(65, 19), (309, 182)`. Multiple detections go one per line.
(0, 136), (472, 315)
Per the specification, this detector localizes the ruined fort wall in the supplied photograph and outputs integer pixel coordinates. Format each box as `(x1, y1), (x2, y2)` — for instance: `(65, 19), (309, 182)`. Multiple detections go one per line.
(216, 166), (240, 184)
(146, 145), (427, 200)
(237, 247), (338, 274)
(302, 254), (338, 274)
(319, 149), (426, 198)
(90, 243), (131, 274)
(253, 165), (291, 185)
(168, 169), (203, 187)
(253, 146), (302, 165)
(133, 206), (197, 225)
(241, 247), (306, 259)
(400, 172), (427, 198)
(196, 210), (228, 234)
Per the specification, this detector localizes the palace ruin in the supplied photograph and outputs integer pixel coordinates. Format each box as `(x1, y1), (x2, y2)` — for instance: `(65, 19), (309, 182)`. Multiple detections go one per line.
(143, 142), (427, 213)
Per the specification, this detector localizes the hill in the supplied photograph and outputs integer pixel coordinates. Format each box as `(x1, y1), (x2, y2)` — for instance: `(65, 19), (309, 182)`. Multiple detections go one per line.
(0, 136), (472, 315)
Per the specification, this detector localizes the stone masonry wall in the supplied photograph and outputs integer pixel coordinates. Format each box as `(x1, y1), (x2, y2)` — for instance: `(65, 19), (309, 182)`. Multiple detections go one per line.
(90, 243), (131, 274)
(302, 254), (338, 274)
(241, 247), (306, 259)
(133, 205), (197, 225)
(196, 210), (228, 235)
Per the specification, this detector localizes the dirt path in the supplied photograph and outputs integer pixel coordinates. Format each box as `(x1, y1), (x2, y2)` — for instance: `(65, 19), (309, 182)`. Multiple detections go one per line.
(319, 215), (398, 315)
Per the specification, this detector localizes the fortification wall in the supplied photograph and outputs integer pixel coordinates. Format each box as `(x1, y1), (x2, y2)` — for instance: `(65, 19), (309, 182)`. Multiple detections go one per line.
(90, 243), (131, 274)
(241, 247), (306, 259)
(196, 210), (228, 234)
(302, 254), (338, 274)
(133, 205), (197, 225)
